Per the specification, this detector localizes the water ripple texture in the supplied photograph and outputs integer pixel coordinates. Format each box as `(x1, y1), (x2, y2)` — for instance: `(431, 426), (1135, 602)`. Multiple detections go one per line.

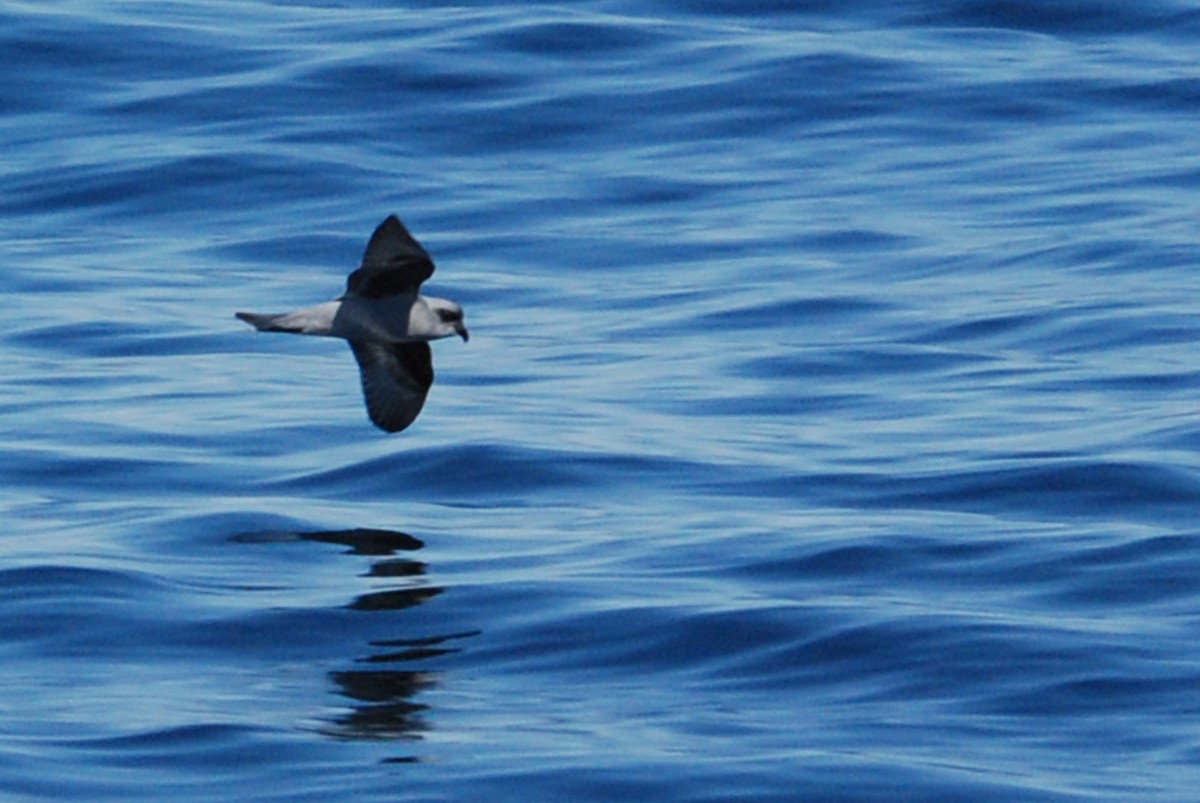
(3, 1), (1200, 801)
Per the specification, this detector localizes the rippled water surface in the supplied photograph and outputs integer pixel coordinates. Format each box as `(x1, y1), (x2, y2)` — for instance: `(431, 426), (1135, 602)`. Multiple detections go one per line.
(4, 1), (1200, 800)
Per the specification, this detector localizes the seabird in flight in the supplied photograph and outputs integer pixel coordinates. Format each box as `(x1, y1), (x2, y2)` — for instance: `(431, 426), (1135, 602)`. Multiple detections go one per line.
(236, 215), (468, 433)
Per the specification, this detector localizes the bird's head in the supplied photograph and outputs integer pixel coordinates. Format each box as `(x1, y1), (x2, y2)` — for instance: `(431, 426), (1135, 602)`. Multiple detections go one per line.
(428, 297), (469, 342)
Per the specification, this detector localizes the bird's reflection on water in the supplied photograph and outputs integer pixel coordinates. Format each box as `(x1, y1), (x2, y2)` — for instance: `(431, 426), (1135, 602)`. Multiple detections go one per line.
(299, 527), (423, 555)
(233, 526), (478, 758)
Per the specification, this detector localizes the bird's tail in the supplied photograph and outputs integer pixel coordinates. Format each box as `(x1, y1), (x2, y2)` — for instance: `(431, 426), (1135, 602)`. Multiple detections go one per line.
(235, 311), (301, 333)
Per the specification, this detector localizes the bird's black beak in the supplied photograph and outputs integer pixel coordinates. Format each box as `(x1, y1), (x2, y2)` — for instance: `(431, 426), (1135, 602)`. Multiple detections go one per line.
(456, 323), (470, 342)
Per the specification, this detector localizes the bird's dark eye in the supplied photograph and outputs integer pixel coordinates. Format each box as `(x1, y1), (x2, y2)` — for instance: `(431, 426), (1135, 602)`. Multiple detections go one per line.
(437, 308), (462, 323)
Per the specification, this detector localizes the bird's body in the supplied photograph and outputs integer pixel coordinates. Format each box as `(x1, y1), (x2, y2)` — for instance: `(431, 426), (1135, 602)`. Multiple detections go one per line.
(236, 215), (467, 433)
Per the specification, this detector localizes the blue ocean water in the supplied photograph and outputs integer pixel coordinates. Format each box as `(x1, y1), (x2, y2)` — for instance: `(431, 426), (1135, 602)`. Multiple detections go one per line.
(3, 0), (1200, 800)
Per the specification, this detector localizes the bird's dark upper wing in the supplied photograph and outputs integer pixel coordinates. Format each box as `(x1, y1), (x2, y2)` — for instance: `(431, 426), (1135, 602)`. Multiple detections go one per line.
(349, 340), (433, 433)
(345, 215), (436, 299)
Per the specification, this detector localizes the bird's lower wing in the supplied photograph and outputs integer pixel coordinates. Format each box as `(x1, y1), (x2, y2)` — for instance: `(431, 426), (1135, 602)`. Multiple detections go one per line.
(348, 341), (433, 433)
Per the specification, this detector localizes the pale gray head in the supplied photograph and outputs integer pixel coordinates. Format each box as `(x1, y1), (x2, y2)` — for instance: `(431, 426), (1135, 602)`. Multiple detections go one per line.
(426, 296), (469, 342)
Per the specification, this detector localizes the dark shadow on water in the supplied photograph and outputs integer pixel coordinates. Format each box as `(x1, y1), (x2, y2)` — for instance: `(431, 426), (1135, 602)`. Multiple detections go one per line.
(231, 526), (480, 761)
(326, 668), (434, 742)
(367, 558), (425, 578)
(349, 585), (442, 612)
(303, 527), (424, 555)
(229, 527), (424, 555)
